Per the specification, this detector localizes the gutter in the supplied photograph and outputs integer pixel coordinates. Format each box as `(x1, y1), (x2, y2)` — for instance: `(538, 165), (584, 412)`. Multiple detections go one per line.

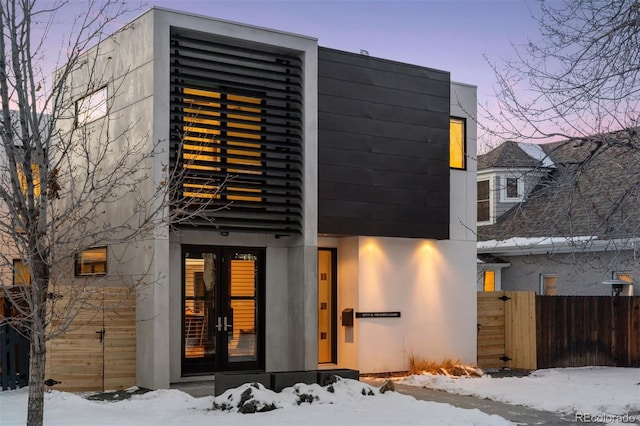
(477, 237), (640, 257)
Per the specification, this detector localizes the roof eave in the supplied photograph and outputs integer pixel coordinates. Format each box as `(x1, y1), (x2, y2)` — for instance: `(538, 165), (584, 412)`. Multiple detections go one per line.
(477, 237), (640, 256)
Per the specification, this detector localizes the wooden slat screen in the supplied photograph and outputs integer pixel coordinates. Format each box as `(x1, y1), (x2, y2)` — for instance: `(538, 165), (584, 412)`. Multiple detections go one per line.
(170, 28), (304, 234)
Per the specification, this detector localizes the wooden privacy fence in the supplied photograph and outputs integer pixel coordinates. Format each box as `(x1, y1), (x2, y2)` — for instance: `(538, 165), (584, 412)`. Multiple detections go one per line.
(537, 296), (640, 368)
(45, 286), (136, 392)
(478, 292), (640, 370)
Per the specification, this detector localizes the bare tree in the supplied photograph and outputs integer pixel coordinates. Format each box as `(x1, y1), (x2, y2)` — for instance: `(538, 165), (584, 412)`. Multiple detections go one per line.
(485, 0), (639, 144)
(0, 1), (229, 424)
(477, 0), (640, 292)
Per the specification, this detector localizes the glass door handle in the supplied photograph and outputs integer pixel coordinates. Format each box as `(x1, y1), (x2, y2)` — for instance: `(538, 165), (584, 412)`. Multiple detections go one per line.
(215, 317), (223, 331)
(223, 316), (231, 331)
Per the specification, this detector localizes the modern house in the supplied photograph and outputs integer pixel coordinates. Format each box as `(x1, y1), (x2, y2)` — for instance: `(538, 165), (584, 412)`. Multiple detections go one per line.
(2, 7), (478, 391)
(477, 134), (639, 296)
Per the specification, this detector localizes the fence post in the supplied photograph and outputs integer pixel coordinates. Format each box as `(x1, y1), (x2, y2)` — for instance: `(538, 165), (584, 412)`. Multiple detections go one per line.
(1, 323), (8, 391)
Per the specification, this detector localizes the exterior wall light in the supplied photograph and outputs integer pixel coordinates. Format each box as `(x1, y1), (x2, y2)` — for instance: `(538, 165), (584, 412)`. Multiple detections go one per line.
(602, 279), (627, 297)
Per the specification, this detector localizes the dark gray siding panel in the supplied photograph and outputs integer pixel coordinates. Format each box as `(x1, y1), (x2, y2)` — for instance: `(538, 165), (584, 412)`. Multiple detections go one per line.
(318, 47), (450, 239)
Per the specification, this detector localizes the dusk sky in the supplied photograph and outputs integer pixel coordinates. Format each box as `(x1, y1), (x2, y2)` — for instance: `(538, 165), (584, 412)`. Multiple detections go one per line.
(138, 0), (540, 113)
(47, 0), (544, 145)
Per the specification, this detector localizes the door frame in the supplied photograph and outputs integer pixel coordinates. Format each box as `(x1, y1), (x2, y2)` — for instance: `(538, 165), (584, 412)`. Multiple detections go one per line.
(318, 248), (338, 364)
(181, 245), (266, 375)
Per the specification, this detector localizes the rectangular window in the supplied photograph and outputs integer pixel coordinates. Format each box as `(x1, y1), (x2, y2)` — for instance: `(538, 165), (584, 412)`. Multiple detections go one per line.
(613, 271), (632, 284)
(76, 87), (107, 126)
(450, 117), (465, 169)
(18, 163), (41, 198)
(540, 274), (557, 295)
(14, 159), (41, 233)
(483, 270), (495, 292)
(182, 88), (263, 202)
(501, 176), (524, 201)
(13, 260), (30, 286)
(477, 179), (490, 222)
(506, 178), (519, 198)
(75, 247), (107, 276)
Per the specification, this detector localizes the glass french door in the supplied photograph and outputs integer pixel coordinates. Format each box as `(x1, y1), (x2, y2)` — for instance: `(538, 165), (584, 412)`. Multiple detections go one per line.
(182, 246), (264, 375)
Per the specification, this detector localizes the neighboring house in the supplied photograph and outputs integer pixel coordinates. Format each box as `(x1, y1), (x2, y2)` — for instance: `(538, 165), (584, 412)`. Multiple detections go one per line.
(0, 8), (478, 389)
(477, 134), (640, 296)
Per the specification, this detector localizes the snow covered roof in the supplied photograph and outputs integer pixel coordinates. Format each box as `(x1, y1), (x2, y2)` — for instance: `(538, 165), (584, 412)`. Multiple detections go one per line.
(517, 143), (555, 168)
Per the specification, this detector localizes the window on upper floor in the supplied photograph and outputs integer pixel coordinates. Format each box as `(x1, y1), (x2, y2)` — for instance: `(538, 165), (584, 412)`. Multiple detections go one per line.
(477, 179), (490, 223)
(450, 117), (465, 169)
(540, 274), (557, 295)
(75, 247), (107, 276)
(181, 88), (263, 203)
(75, 86), (107, 127)
(500, 176), (524, 202)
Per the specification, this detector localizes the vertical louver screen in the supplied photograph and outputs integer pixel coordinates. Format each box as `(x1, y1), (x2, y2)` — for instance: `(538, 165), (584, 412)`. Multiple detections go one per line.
(170, 28), (304, 234)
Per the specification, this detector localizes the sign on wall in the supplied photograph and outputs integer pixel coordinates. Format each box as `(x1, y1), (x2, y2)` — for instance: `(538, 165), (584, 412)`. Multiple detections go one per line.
(355, 312), (401, 318)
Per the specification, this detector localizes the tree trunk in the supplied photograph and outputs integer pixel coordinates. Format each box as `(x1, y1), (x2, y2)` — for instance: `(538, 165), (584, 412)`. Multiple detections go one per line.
(26, 259), (48, 426)
(26, 318), (46, 426)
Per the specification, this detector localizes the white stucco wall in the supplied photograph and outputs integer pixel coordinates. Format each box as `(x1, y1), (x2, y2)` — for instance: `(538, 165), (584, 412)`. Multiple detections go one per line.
(318, 235), (477, 373)
(357, 237), (476, 372)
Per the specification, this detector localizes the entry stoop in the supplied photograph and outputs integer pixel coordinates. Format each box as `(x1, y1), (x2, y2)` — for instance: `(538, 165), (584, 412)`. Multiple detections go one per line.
(214, 372), (271, 396)
(270, 370), (318, 392)
(317, 369), (360, 385)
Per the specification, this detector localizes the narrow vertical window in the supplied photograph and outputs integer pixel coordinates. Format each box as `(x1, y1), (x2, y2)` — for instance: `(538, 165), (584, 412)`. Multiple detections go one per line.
(483, 270), (495, 292)
(13, 260), (31, 286)
(450, 117), (465, 169)
(477, 179), (490, 222)
(506, 178), (519, 198)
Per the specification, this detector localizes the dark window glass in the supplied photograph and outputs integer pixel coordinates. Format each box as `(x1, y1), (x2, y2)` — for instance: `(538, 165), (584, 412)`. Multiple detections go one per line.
(506, 177), (519, 198)
(477, 180), (490, 222)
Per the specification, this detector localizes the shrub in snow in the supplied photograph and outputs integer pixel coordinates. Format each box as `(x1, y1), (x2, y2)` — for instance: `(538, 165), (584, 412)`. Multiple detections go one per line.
(211, 377), (383, 414)
(379, 380), (395, 394)
(212, 383), (281, 414)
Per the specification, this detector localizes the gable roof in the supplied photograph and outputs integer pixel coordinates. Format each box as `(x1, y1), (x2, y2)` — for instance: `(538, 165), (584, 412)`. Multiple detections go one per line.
(478, 129), (640, 243)
(478, 140), (543, 169)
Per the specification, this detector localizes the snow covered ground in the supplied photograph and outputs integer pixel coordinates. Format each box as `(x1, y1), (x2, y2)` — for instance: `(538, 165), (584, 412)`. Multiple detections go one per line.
(0, 367), (638, 425)
(402, 367), (640, 420)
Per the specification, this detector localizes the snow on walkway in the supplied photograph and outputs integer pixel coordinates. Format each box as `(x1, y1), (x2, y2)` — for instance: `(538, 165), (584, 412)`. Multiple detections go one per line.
(400, 367), (640, 418)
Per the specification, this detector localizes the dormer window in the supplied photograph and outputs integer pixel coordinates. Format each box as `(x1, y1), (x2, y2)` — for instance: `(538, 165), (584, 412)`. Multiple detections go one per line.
(500, 176), (524, 202)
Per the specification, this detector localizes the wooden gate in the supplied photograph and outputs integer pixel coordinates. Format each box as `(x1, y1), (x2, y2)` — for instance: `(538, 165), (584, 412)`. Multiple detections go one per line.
(0, 291), (30, 391)
(477, 291), (536, 370)
(45, 286), (136, 392)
